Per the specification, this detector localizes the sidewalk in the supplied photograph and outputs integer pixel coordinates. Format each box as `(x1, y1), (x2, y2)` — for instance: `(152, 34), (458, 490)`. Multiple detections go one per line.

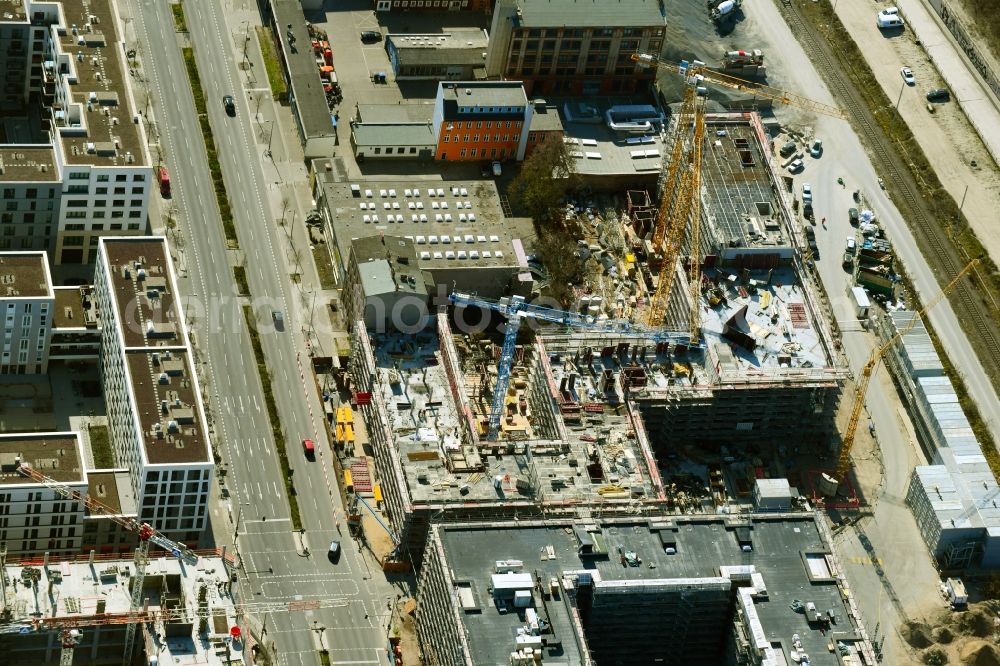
(898, 0), (1000, 168)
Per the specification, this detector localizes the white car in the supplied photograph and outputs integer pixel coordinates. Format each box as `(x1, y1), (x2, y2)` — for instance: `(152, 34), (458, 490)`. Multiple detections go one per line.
(901, 67), (915, 85)
(801, 183), (813, 203)
(846, 236), (856, 252)
(787, 159), (804, 173)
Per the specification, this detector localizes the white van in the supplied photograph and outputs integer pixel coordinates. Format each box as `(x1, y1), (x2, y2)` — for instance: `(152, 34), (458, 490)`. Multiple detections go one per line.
(877, 8), (904, 29)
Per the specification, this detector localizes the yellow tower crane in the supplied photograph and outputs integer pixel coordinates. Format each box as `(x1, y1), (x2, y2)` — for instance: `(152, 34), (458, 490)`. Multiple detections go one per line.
(832, 259), (979, 485)
(634, 52), (847, 339)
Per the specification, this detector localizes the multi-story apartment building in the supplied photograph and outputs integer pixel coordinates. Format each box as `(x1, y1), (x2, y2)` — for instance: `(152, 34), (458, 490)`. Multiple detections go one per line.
(94, 237), (213, 546)
(0, 252), (54, 374)
(0, 432), (87, 558)
(0, 0), (153, 265)
(485, 0), (666, 96)
(432, 81), (532, 161)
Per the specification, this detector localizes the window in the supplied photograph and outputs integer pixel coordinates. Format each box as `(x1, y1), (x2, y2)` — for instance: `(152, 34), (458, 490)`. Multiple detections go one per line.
(128, 211), (142, 219)
(110, 223), (122, 230)
(134, 174), (145, 182)
(131, 187), (144, 194)
(114, 187), (126, 195)
(495, 134), (501, 142)
(96, 187), (107, 194)
(115, 175), (127, 182)
(409, 147), (416, 154)
(460, 149), (467, 158)
(512, 134), (520, 142)
(92, 200), (105, 208)
(2, 189), (13, 199)
(111, 211), (123, 218)
(112, 199), (125, 207)
(443, 136), (450, 143)
(470, 148), (477, 157)
(69, 172), (89, 180)
(65, 223), (84, 231)
(486, 121), (493, 129)
(374, 147), (381, 154)
(66, 211), (86, 219)
(130, 199), (142, 207)
(96, 175), (109, 182)
(128, 223), (140, 230)
(476, 121), (482, 129)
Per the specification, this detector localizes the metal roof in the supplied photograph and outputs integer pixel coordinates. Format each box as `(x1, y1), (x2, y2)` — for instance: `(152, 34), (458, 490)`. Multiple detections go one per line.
(352, 123), (436, 147)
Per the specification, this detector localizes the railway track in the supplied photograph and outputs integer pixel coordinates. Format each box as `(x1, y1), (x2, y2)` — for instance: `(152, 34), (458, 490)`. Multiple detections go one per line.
(779, 0), (1000, 372)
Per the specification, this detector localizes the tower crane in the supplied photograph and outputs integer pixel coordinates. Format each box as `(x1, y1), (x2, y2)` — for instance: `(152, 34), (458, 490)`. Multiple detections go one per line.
(3, 593), (352, 664)
(630, 52), (848, 120)
(832, 258), (978, 486)
(449, 292), (701, 440)
(633, 52), (846, 339)
(14, 461), (199, 666)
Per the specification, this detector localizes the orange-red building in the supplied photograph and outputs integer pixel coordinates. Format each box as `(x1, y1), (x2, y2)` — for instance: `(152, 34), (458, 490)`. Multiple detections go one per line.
(432, 82), (533, 162)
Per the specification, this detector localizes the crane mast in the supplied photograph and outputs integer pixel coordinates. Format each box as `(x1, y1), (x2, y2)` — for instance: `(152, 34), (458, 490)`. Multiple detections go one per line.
(15, 461), (199, 666)
(833, 259), (978, 483)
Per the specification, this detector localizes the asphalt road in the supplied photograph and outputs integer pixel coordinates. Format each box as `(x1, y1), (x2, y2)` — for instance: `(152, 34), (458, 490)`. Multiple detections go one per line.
(121, 0), (396, 663)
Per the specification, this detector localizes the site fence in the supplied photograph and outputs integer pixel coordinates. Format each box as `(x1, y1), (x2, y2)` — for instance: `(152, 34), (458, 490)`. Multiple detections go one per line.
(927, 0), (1000, 101)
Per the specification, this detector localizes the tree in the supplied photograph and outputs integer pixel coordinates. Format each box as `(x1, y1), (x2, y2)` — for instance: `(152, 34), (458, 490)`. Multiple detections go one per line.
(507, 139), (579, 223)
(532, 227), (583, 307)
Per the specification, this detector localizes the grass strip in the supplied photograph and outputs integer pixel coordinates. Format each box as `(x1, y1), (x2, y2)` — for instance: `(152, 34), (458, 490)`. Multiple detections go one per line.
(243, 306), (303, 531)
(180, 47), (238, 247)
(312, 246), (338, 290)
(255, 26), (288, 103)
(233, 266), (250, 296)
(89, 425), (115, 469)
(171, 4), (187, 32)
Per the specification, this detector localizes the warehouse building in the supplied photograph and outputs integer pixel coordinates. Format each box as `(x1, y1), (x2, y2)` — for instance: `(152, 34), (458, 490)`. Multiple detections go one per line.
(385, 30), (489, 81)
(417, 514), (876, 665)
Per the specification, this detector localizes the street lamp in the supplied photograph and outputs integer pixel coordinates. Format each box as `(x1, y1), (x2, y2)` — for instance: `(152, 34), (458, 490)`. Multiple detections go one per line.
(233, 501), (251, 543)
(891, 81), (905, 121)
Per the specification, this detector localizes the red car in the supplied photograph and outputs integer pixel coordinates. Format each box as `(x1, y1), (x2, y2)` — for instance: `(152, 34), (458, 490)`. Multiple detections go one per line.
(302, 438), (315, 459)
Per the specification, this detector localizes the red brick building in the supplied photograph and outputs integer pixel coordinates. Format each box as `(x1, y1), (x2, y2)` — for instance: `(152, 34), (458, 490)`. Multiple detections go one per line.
(485, 0), (666, 97)
(432, 82), (533, 162)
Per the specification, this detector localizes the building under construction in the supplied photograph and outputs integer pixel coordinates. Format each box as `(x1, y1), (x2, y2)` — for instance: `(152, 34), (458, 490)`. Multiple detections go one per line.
(349, 316), (670, 563)
(0, 552), (241, 665)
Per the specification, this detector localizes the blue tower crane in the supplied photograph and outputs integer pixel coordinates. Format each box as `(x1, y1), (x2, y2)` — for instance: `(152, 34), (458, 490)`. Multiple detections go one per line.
(449, 292), (701, 440)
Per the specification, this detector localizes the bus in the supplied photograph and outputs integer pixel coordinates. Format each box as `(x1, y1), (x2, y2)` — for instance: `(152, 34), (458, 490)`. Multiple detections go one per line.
(156, 166), (171, 197)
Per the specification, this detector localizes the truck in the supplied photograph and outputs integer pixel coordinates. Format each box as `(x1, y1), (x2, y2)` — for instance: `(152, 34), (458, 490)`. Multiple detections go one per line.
(711, 0), (741, 22)
(721, 49), (766, 77)
(946, 577), (968, 609)
(156, 165), (171, 198)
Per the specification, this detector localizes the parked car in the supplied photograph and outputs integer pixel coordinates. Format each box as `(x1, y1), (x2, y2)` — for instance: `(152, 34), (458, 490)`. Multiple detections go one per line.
(804, 226), (815, 240)
(801, 183), (813, 204)
(900, 67), (915, 85)
(808, 239), (820, 259)
(842, 251), (854, 269)
(849, 207), (860, 225)
(360, 30), (382, 43)
(803, 202), (814, 220)
(846, 236), (857, 252)
(809, 139), (823, 158)
(779, 142), (797, 158)
(926, 88), (950, 102)
(491, 161), (503, 177)
(787, 159), (804, 173)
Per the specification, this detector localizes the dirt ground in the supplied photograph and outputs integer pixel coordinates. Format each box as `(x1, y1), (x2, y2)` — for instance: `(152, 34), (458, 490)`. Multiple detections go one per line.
(902, 601), (1000, 665)
(833, 0), (1000, 264)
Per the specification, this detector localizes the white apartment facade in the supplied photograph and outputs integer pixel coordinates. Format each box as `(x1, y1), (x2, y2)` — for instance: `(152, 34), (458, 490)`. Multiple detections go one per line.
(0, 252), (55, 374)
(0, 432), (87, 558)
(94, 238), (213, 546)
(0, 0), (153, 265)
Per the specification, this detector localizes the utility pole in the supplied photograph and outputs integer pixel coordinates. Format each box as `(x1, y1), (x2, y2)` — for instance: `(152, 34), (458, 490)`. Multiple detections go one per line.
(891, 81), (904, 121)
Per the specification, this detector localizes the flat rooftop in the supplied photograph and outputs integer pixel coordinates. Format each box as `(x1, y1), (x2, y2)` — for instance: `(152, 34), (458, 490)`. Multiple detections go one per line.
(357, 103), (434, 124)
(319, 177), (531, 270)
(2, 556), (243, 665)
(439, 81), (527, 117)
(86, 469), (138, 516)
(272, 0), (334, 139)
(701, 116), (791, 250)
(53, 285), (97, 329)
(434, 515), (872, 666)
(56, 0), (146, 167)
(127, 349), (208, 465)
(100, 238), (209, 466)
(511, 0), (666, 27)
(0, 0), (27, 21)
(102, 239), (182, 348)
(0, 147), (59, 182)
(0, 432), (83, 486)
(368, 323), (662, 505)
(387, 30), (489, 65)
(560, 101), (665, 178)
(0, 252), (52, 298)
(352, 123), (436, 148)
